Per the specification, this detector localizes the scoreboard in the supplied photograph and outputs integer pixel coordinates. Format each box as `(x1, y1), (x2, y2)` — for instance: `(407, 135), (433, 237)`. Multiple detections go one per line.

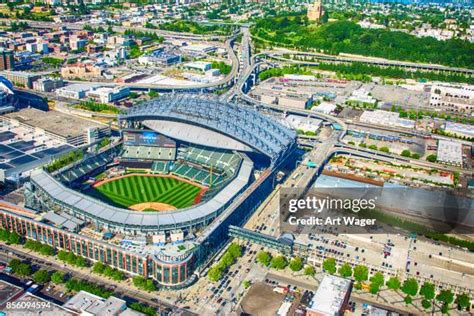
(123, 131), (176, 147)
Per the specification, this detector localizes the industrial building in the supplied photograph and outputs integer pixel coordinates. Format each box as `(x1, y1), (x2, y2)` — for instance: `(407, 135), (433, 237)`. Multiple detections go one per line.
(359, 110), (415, 129)
(3, 107), (111, 147)
(183, 61), (212, 72)
(443, 121), (474, 139)
(56, 83), (97, 100)
(86, 86), (130, 103)
(430, 84), (474, 115)
(437, 139), (463, 166)
(33, 77), (64, 92)
(64, 291), (144, 316)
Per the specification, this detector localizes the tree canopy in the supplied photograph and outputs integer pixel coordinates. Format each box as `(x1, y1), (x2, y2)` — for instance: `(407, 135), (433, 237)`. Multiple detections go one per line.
(252, 17), (474, 68)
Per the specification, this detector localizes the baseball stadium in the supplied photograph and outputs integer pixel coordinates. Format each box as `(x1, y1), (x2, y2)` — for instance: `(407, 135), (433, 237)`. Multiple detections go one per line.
(0, 94), (297, 288)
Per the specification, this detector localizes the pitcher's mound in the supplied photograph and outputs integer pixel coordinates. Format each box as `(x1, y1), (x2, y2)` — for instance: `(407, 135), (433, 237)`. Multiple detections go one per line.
(129, 202), (177, 212)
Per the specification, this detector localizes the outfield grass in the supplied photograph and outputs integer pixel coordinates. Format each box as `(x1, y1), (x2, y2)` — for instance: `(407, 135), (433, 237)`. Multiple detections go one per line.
(90, 175), (202, 209)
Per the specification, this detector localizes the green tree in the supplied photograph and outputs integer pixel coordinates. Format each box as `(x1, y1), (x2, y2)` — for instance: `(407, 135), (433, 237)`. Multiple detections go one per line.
(404, 295), (413, 305)
(379, 146), (390, 153)
(57, 250), (68, 262)
(289, 257), (303, 272)
(221, 252), (235, 267)
(256, 251), (272, 267)
(353, 265), (369, 283)
(419, 282), (435, 300)
(33, 270), (51, 284)
(440, 303), (449, 314)
(208, 265), (223, 282)
(16, 263), (32, 277)
(456, 293), (471, 311)
(401, 149), (412, 157)
(92, 262), (106, 274)
(369, 272), (384, 294)
(227, 243), (242, 259)
(401, 278), (419, 296)
(39, 244), (54, 256)
(426, 154), (437, 162)
(0, 229), (10, 241)
(51, 271), (65, 284)
(111, 270), (124, 281)
(411, 153), (420, 159)
(304, 265), (316, 277)
(129, 302), (156, 316)
(322, 258), (337, 275)
(421, 299), (431, 309)
(436, 289), (454, 305)
(8, 232), (21, 244)
(103, 266), (114, 278)
(338, 263), (352, 278)
(243, 280), (251, 289)
(270, 256), (287, 270)
(386, 276), (401, 290)
(132, 276), (156, 292)
(75, 256), (87, 267)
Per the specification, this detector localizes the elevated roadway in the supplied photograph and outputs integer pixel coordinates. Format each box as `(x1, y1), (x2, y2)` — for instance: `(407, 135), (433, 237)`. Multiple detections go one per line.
(259, 48), (474, 75)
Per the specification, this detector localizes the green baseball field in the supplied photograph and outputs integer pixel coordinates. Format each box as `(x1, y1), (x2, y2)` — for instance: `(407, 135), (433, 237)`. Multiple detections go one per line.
(89, 175), (203, 210)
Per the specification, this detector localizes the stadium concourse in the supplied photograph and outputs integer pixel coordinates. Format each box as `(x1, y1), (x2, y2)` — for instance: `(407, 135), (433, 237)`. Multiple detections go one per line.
(0, 94), (299, 288)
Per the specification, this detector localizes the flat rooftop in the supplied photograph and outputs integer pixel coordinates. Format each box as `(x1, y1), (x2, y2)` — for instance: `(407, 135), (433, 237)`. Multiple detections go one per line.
(4, 108), (105, 139)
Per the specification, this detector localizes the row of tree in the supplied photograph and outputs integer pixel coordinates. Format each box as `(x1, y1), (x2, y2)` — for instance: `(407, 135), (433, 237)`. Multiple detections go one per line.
(256, 251), (315, 276)
(258, 66), (313, 81)
(315, 62), (474, 85)
(208, 242), (242, 282)
(322, 257), (470, 312)
(0, 228), (21, 245)
(24, 240), (55, 256)
(92, 261), (124, 281)
(57, 250), (87, 268)
(132, 275), (157, 292)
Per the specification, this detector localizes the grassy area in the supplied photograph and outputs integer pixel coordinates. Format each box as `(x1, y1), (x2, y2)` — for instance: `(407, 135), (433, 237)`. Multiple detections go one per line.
(90, 175), (202, 209)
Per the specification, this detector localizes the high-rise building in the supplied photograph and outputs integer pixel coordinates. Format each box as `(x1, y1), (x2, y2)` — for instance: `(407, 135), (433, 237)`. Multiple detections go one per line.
(307, 0), (324, 22)
(0, 49), (14, 70)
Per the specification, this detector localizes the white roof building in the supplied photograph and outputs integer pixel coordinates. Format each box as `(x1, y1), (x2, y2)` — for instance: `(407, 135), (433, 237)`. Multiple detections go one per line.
(307, 275), (352, 316)
(283, 74), (316, 81)
(437, 140), (463, 166)
(183, 61), (212, 72)
(347, 88), (377, 105)
(443, 121), (474, 139)
(312, 102), (336, 115)
(359, 110), (415, 129)
(64, 291), (145, 316)
(285, 115), (322, 133)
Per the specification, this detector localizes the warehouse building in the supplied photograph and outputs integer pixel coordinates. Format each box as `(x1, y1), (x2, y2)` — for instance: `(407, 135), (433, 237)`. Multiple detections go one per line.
(437, 140), (463, 166)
